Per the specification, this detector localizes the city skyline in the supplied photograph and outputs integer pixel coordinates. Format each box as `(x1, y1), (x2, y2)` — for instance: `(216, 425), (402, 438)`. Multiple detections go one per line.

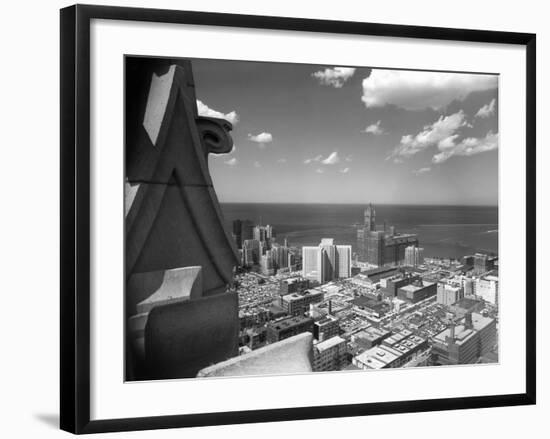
(192, 58), (499, 205)
(124, 57), (500, 382)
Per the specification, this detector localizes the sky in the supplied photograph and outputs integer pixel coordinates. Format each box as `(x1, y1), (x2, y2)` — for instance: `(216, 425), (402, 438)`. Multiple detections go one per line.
(191, 58), (499, 205)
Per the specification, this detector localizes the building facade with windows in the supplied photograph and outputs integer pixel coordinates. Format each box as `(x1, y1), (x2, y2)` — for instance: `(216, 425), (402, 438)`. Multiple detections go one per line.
(302, 239), (352, 283)
(313, 336), (347, 372)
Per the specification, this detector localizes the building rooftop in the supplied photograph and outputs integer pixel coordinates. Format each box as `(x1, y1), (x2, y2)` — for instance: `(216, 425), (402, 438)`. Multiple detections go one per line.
(364, 266), (400, 278)
(355, 345), (401, 368)
(434, 313), (495, 345)
(453, 297), (483, 310)
(400, 281), (435, 292)
(282, 277), (308, 285)
(355, 326), (390, 342)
(316, 315), (338, 326)
(315, 335), (346, 352)
(351, 295), (383, 308)
(269, 315), (312, 330)
(282, 289), (323, 301)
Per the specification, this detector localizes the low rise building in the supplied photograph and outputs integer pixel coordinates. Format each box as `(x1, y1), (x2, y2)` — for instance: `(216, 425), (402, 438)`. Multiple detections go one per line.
(431, 312), (497, 365)
(313, 336), (347, 372)
(351, 327), (391, 350)
(474, 274), (499, 305)
(397, 280), (437, 303)
(353, 330), (428, 370)
(281, 289), (324, 316)
(266, 315), (314, 343)
(313, 315), (340, 341)
(380, 273), (421, 298)
(437, 282), (464, 306)
(449, 297), (485, 318)
(279, 277), (310, 295)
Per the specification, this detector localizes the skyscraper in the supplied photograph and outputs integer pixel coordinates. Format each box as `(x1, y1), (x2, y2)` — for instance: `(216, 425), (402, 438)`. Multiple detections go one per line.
(232, 219), (254, 249)
(366, 231), (385, 266)
(253, 224), (274, 250)
(357, 203), (419, 267)
(232, 219), (242, 249)
(302, 239), (352, 283)
(405, 245), (424, 267)
(473, 253), (496, 275)
(242, 239), (260, 266)
(364, 203), (376, 232)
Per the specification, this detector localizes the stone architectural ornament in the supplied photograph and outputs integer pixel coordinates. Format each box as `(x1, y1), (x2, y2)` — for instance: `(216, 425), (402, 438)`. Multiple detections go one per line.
(125, 58), (240, 380)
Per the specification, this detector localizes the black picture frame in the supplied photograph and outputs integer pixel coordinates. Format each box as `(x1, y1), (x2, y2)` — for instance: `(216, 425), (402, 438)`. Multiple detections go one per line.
(60, 4), (536, 434)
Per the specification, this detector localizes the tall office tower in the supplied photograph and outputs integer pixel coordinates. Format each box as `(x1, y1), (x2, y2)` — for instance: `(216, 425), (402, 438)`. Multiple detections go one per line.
(319, 238), (337, 282)
(231, 219), (254, 249)
(405, 245), (425, 267)
(364, 203), (376, 232)
(232, 219), (242, 249)
(272, 244), (289, 270)
(302, 246), (321, 282)
(357, 203), (419, 267)
(404, 246), (414, 266)
(336, 244), (352, 279)
(463, 278), (474, 296)
(302, 239), (352, 283)
(288, 252), (297, 271)
(242, 239), (260, 265)
(253, 224), (274, 250)
(253, 225), (266, 242)
(357, 203), (380, 263)
(357, 227), (367, 261)
(366, 231), (385, 266)
(473, 253), (496, 275)
(242, 241), (254, 267)
(241, 220), (254, 241)
(417, 247), (424, 265)
(260, 250), (275, 275)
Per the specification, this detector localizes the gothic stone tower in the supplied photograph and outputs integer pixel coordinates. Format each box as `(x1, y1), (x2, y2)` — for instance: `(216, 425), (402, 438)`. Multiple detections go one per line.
(364, 203), (376, 232)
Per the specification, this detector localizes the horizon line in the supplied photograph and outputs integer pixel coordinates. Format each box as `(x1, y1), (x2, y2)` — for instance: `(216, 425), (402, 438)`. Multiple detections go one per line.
(218, 201), (499, 207)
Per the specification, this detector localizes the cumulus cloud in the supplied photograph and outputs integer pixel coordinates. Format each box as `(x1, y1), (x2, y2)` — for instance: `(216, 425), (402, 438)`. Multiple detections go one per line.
(196, 100), (239, 125)
(340, 167), (350, 174)
(224, 157), (238, 166)
(321, 151), (340, 165)
(413, 167), (431, 176)
(304, 152), (340, 165)
(432, 131), (498, 164)
(248, 132), (273, 146)
(363, 120), (384, 135)
(253, 161), (262, 168)
(362, 70), (497, 110)
(475, 98), (496, 118)
(315, 168), (325, 174)
(345, 155), (353, 162)
(312, 67), (356, 88)
(304, 154), (323, 164)
(389, 110), (468, 160)
(277, 158), (287, 163)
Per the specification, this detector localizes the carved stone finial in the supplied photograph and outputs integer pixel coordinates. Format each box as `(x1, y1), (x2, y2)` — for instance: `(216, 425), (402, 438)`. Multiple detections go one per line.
(196, 116), (234, 156)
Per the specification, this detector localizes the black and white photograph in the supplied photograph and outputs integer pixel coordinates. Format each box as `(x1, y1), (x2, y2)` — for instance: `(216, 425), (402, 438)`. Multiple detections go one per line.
(125, 56), (500, 381)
